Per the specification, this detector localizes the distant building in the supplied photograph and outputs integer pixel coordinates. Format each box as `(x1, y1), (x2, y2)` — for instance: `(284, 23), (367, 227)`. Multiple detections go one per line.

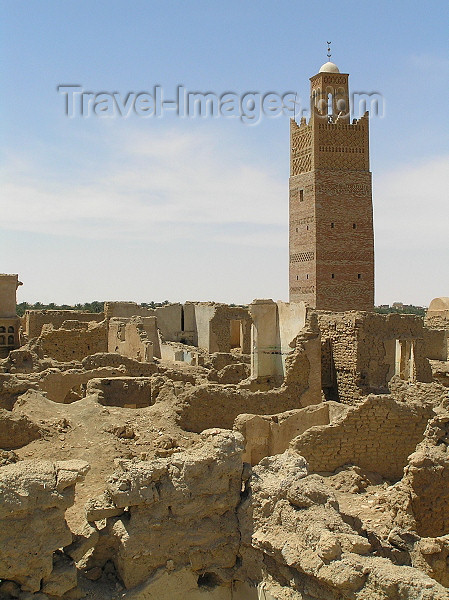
(0, 274), (22, 358)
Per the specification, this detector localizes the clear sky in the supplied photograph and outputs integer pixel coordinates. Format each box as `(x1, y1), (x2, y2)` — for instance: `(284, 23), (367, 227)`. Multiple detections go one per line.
(1, 0), (448, 306)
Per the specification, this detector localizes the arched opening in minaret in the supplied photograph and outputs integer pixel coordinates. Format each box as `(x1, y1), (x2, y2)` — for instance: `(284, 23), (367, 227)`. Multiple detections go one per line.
(327, 93), (333, 118)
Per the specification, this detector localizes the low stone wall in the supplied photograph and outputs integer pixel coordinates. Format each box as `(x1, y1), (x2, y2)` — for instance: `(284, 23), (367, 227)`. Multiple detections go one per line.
(82, 352), (158, 376)
(290, 395), (434, 480)
(37, 367), (130, 403)
(177, 385), (309, 434)
(24, 310), (104, 339)
(86, 376), (152, 408)
(234, 402), (347, 465)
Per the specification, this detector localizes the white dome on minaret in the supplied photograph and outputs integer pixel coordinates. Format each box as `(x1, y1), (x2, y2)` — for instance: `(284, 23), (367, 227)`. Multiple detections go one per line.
(319, 61), (340, 73)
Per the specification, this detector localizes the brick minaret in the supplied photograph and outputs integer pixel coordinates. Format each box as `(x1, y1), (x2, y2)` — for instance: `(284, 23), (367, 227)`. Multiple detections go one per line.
(289, 61), (374, 311)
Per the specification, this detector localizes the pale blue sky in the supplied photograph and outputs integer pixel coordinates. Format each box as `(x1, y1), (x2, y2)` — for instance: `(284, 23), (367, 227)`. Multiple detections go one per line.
(1, 0), (448, 306)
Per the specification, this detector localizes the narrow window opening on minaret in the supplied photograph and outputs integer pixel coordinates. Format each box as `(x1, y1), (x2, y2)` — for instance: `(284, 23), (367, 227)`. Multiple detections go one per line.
(306, 274), (309, 279)
(358, 274), (362, 279)
(296, 276), (299, 280)
(296, 227), (298, 232)
(306, 225), (309, 230)
(331, 222), (334, 228)
(299, 189), (304, 202)
(331, 274), (335, 279)
(353, 223), (357, 229)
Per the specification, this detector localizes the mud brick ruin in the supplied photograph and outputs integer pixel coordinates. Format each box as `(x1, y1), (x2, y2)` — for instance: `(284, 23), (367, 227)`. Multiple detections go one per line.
(1, 61), (449, 600)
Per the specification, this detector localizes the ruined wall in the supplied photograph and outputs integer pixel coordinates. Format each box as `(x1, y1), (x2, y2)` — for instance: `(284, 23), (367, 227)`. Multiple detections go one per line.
(105, 302), (183, 342)
(238, 449), (448, 600)
(104, 301), (153, 320)
(249, 300), (309, 380)
(191, 303), (251, 354)
(37, 366), (132, 403)
(193, 303), (217, 351)
(0, 409), (41, 449)
(249, 300), (279, 379)
(82, 353), (158, 376)
(85, 430), (243, 589)
(234, 402), (347, 465)
(155, 303), (183, 342)
(86, 376), (152, 408)
(0, 459), (89, 593)
(290, 395), (433, 480)
(178, 327), (321, 433)
(108, 316), (160, 361)
(423, 327), (449, 361)
(209, 305), (251, 354)
(318, 311), (432, 403)
(401, 413), (449, 537)
(36, 320), (108, 362)
(176, 385), (303, 433)
(24, 310), (104, 339)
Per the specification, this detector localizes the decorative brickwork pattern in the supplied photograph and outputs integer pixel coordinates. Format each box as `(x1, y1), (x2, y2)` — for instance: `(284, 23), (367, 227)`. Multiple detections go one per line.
(290, 251), (315, 263)
(289, 66), (374, 311)
(290, 122), (313, 176)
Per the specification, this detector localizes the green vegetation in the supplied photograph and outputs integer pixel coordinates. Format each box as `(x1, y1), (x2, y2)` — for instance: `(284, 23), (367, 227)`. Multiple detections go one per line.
(16, 300), (172, 317)
(16, 301), (105, 317)
(140, 301), (170, 308)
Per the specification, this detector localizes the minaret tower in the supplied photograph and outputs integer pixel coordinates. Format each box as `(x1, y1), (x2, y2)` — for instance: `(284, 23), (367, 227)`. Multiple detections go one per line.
(289, 48), (374, 311)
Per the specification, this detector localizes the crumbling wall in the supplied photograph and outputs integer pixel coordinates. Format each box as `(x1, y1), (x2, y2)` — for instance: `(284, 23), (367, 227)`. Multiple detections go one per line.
(85, 430), (243, 589)
(35, 320), (108, 362)
(423, 328), (449, 361)
(249, 299), (309, 381)
(105, 302), (183, 342)
(0, 373), (38, 410)
(0, 459), (89, 593)
(290, 395), (433, 480)
(86, 376), (152, 408)
(318, 311), (433, 403)
(82, 352), (158, 376)
(0, 409), (41, 449)
(37, 366), (133, 403)
(238, 450), (449, 600)
(24, 309), (104, 339)
(209, 305), (251, 354)
(400, 412), (449, 537)
(177, 327), (322, 433)
(154, 303), (183, 342)
(108, 316), (160, 361)
(234, 402), (346, 465)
